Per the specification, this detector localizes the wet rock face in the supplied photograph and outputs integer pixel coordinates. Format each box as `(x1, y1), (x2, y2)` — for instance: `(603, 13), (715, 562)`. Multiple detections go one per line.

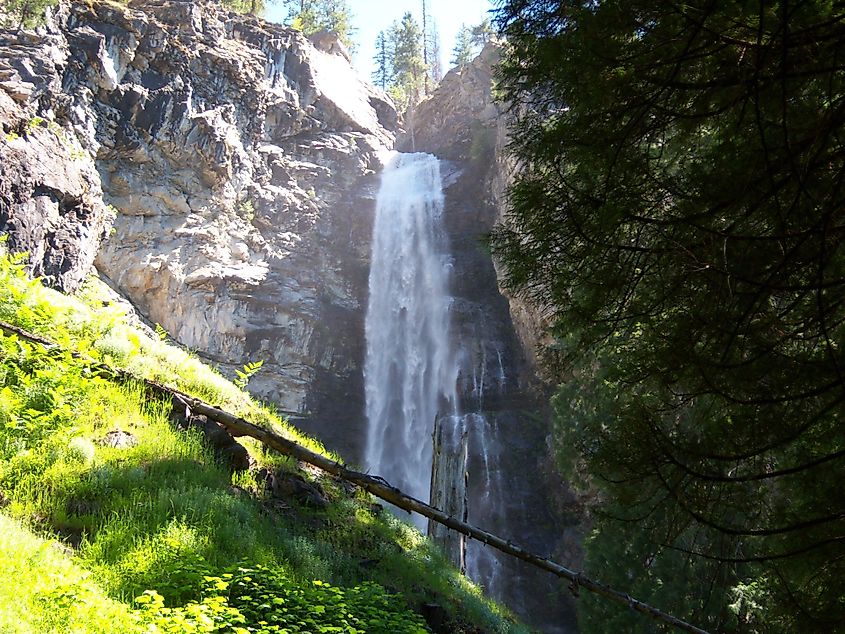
(405, 46), (582, 633)
(0, 0), (398, 459)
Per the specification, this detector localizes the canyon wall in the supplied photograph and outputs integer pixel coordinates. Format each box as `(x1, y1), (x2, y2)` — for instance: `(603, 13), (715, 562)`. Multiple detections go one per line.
(0, 0), (397, 458)
(1, 6), (582, 631)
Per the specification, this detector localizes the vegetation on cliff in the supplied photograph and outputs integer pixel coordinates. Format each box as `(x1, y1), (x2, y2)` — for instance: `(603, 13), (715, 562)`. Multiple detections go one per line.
(493, 1), (845, 631)
(0, 0), (55, 28)
(0, 251), (524, 634)
(280, 0), (354, 50)
(371, 11), (494, 114)
(0, 0), (277, 28)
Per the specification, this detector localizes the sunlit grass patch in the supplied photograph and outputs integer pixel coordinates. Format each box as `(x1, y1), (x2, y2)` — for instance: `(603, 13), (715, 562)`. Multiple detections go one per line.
(0, 513), (139, 634)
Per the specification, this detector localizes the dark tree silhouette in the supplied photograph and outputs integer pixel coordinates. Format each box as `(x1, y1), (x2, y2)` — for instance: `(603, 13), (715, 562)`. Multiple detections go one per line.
(493, 1), (845, 631)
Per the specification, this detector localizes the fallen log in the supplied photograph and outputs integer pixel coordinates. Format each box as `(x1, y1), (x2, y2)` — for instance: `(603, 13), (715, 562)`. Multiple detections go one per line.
(0, 319), (710, 634)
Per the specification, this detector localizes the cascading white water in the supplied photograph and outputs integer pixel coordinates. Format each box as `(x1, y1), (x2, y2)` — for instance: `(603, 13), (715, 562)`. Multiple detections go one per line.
(363, 151), (564, 631)
(364, 152), (459, 516)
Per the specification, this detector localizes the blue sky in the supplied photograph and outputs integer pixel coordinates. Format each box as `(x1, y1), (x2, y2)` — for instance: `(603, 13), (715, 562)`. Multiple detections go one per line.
(264, 1), (495, 81)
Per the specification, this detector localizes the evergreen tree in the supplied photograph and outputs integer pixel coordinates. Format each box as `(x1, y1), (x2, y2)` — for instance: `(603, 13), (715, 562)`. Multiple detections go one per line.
(470, 17), (493, 47)
(2, 0), (56, 28)
(220, 0), (267, 15)
(494, 0), (845, 631)
(371, 30), (391, 91)
(420, 0), (431, 94)
(387, 12), (426, 111)
(450, 24), (473, 68)
(284, 0), (354, 50)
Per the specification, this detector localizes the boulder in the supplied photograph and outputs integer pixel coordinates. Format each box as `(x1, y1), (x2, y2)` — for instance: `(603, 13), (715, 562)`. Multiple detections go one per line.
(265, 469), (329, 509)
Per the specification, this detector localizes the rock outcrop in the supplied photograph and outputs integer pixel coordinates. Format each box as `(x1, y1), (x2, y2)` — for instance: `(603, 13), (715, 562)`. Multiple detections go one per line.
(0, 23), (114, 292)
(403, 42), (500, 163)
(0, 0), (397, 458)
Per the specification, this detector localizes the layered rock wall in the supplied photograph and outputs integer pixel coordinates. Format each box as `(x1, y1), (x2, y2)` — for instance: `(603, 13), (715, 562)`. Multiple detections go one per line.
(0, 22), (113, 291)
(0, 0), (397, 458)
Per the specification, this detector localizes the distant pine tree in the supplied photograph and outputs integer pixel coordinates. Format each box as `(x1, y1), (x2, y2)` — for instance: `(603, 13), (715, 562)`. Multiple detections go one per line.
(372, 30), (391, 90)
(450, 24), (473, 68)
(2, 0), (57, 29)
(470, 17), (493, 47)
(387, 12), (426, 111)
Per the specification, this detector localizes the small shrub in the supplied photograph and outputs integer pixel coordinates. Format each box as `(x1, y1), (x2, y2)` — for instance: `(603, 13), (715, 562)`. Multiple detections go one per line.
(237, 199), (255, 222)
(223, 564), (429, 633)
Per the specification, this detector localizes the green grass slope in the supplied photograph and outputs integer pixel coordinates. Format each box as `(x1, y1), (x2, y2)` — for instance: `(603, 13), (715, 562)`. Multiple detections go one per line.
(0, 251), (526, 634)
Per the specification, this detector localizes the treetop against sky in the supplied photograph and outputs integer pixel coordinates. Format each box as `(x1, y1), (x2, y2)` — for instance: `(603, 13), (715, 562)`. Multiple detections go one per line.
(264, 0), (493, 79)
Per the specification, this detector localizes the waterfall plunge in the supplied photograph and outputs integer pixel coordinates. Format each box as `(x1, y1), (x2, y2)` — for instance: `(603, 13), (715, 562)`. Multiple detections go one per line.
(364, 152), (460, 517)
(363, 152), (555, 628)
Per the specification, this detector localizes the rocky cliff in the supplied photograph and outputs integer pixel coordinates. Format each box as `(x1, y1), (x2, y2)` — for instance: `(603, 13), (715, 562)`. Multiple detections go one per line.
(0, 0), (397, 458)
(1, 6), (582, 630)
(407, 43), (556, 381)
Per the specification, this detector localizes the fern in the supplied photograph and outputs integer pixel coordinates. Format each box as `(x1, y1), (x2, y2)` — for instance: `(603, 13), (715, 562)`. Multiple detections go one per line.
(154, 323), (169, 342)
(234, 360), (263, 390)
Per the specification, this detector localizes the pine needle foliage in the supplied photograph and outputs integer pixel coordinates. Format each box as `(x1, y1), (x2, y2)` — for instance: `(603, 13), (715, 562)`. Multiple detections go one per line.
(493, 1), (845, 631)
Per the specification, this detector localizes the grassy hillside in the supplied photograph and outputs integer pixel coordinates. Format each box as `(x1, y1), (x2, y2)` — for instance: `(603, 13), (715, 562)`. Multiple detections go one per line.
(0, 251), (525, 634)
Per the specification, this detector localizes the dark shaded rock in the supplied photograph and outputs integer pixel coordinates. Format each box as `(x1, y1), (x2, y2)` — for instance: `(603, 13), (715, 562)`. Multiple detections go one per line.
(219, 441), (252, 473)
(0, 119), (114, 292)
(170, 397), (251, 473)
(254, 466), (273, 489)
(269, 470), (329, 509)
(365, 502), (383, 517)
(0, 7), (115, 293)
(66, 497), (98, 517)
(228, 484), (249, 498)
(421, 603), (448, 633)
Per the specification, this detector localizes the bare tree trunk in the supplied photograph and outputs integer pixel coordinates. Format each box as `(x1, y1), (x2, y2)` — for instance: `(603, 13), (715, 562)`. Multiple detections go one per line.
(421, 0), (429, 94)
(428, 414), (468, 571)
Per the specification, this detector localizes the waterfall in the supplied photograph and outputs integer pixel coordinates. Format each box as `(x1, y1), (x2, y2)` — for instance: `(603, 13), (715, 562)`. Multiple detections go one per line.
(363, 152), (459, 518)
(363, 152), (570, 632)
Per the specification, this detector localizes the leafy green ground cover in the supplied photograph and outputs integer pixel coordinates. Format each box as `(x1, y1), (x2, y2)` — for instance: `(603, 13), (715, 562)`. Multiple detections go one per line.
(0, 252), (524, 633)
